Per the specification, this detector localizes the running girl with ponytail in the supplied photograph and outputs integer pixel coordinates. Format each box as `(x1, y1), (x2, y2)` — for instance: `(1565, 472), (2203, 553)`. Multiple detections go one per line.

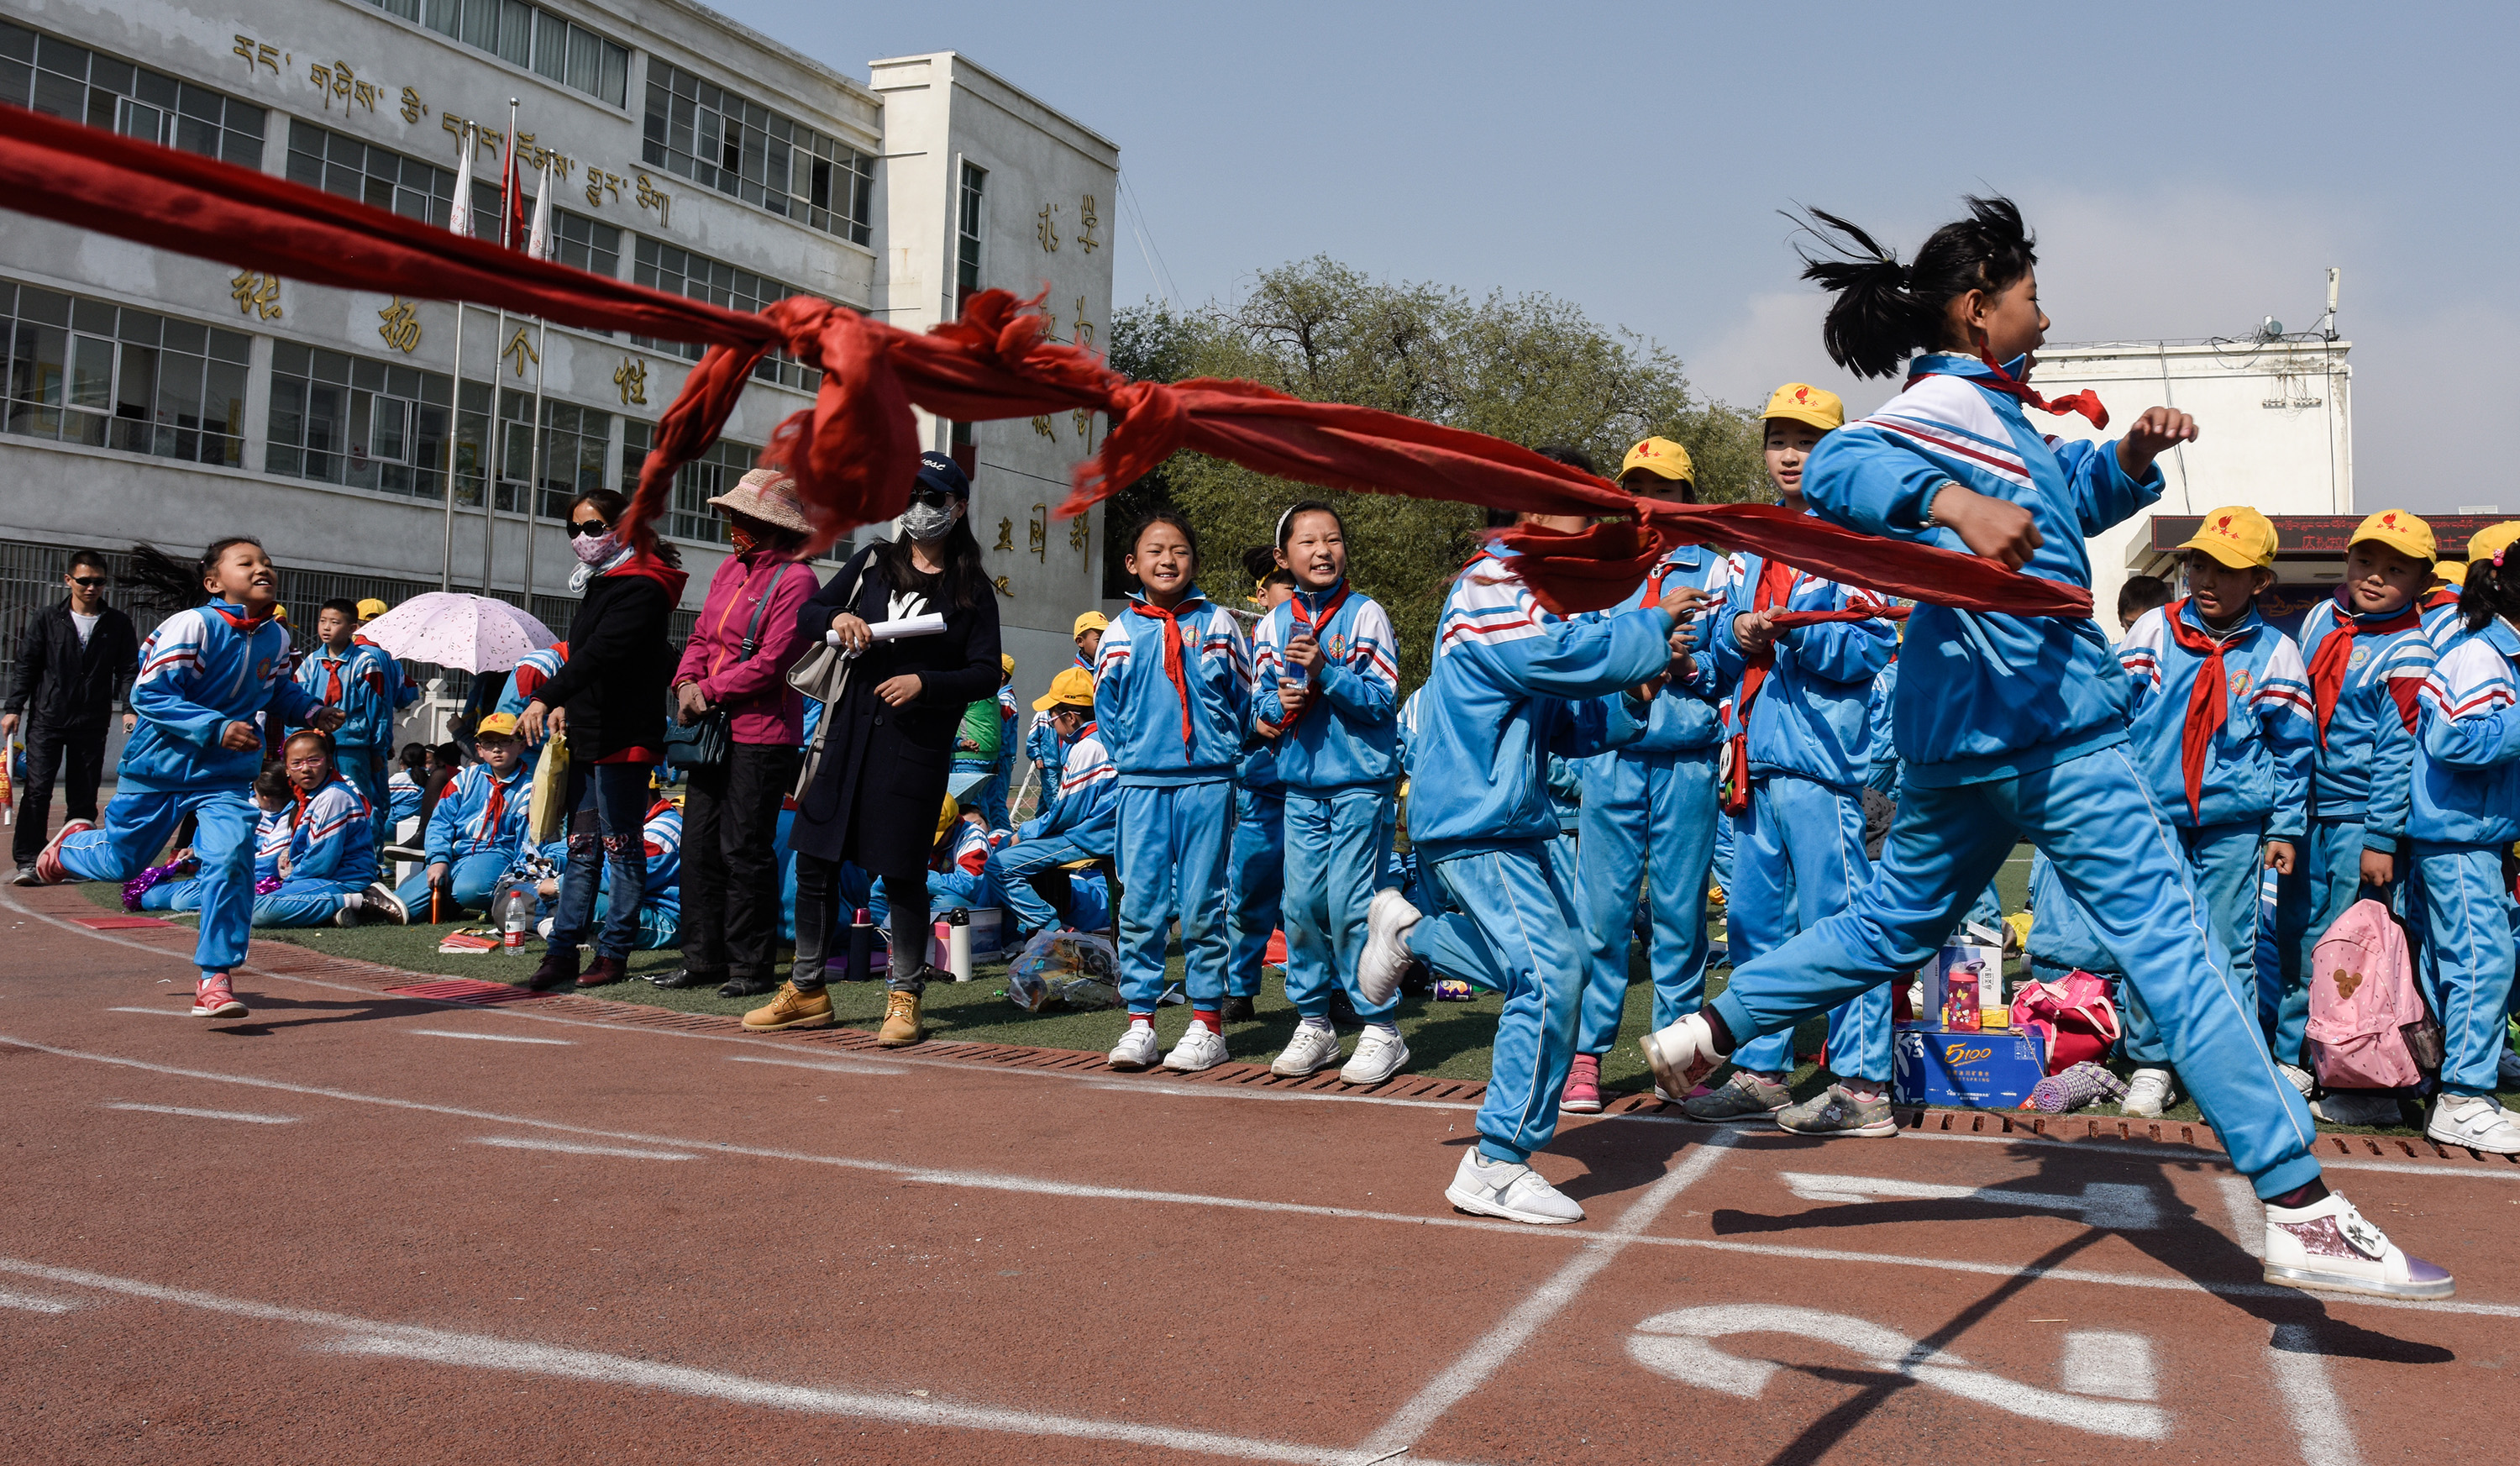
(1637, 196), (2453, 1299)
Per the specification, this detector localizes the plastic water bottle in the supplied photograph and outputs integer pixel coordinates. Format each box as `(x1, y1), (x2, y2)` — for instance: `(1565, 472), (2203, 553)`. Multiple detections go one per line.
(500, 884), (531, 950)
(942, 907), (972, 982)
(843, 906), (874, 983)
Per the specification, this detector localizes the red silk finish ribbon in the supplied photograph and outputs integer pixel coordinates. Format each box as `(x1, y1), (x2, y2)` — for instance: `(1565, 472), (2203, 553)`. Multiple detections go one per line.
(0, 106), (2095, 622)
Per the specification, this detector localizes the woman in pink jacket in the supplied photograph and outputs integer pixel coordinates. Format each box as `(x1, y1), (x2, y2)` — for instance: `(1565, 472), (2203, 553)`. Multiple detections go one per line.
(654, 469), (821, 998)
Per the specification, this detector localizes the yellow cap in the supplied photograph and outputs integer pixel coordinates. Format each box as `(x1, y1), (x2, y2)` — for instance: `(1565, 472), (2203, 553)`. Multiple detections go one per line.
(1000, 653), (1016, 675)
(2349, 509), (2435, 565)
(1760, 382), (1846, 433)
(1620, 437), (1694, 486)
(272, 604), (287, 622)
(1072, 611), (1109, 638)
(936, 796), (959, 843)
(1032, 665), (1096, 712)
(2436, 560), (2468, 588)
(2468, 521), (2520, 569)
(355, 597), (389, 619)
(2176, 507), (2278, 570)
(474, 712), (520, 738)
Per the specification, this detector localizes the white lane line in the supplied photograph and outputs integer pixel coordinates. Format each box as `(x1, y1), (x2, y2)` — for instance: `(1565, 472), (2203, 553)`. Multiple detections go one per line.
(2216, 1175), (2266, 1258)
(1084, 1080), (1487, 1113)
(1777, 1170), (2161, 1229)
(470, 1136), (696, 1161)
(0, 1254), (1475, 1466)
(409, 1029), (572, 1045)
(1748, 1122), (2520, 1182)
(1355, 1137), (1735, 1458)
(726, 1054), (911, 1078)
(0, 1288), (77, 1314)
(2267, 1324), (2365, 1466)
(104, 1006), (186, 1017)
(104, 1101), (297, 1125)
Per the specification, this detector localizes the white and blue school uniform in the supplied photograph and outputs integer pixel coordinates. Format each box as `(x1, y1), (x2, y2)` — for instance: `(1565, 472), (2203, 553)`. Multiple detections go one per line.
(1571, 544), (1732, 1056)
(139, 804), (295, 916)
(2410, 617), (2520, 1097)
(2420, 587), (2467, 650)
(1707, 556), (1898, 1082)
(253, 774), (379, 927)
(1253, 581), (1402, 1023)
(2271, 592), (2435, 1065)
(59, 601), (322, 975)
(1223, 718), (1286, 1001)
(1094, 588), (1250, 1014)
(1402, 546), (1665, 1164)
(386, 769), (423, 826)
(496, 643), (567, 770)
(987, 722), (1118, 936)
(295, 641), (399, 844)
(395, 761), (531, 912)
(2117, 600), (2314, 1064)
(1714, 354), (2323, 1199)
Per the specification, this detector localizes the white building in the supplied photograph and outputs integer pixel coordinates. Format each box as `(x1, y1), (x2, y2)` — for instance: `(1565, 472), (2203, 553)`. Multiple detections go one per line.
(0, 1), (1115, 729)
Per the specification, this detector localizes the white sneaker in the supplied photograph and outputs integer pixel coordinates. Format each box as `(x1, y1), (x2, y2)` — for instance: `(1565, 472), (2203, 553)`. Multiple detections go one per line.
(2121, 1068), (2176, 1119)
(1271, 1022), (1343, 1077)
(2426, 1095), (2520, 1155)
(1163, 1022), (1229, 1073)
(1639, 1011), (1726, 1101)
(1106, 1020), (1160, 1071)
(1355, 889), (1422, 1008)
(2276, 1062), (2315, 1099)
(1444, 1148), (1583, 1226)
(1340, 1027), (1409, 1086)
(2263, 1188), (2453, 1300)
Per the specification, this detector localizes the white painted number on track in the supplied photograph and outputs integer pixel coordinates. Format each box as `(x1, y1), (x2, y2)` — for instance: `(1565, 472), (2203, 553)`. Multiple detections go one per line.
(410, 1029), (572, 1045)
(1778, 1170), (2164, 1230)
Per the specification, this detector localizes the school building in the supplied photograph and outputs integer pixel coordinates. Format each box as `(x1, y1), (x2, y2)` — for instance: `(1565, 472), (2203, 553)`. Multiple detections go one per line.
(0, 0), (1117, 733)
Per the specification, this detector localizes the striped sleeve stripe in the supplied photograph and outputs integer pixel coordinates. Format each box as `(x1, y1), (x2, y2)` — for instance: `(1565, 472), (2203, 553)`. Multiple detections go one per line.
(1866, 415), (2033, 489)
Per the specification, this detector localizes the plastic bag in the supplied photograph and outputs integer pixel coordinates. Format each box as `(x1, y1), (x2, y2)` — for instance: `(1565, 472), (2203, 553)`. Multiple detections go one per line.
(1005, 927), (1121, 1011)
(528, 730), (570, 843)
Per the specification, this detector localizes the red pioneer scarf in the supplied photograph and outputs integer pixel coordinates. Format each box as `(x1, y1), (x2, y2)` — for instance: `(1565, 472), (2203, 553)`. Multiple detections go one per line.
(1131, 597), (1200, 753)
(1719, 557), (1799, 817)
(2305, 591), (2422, 748)
(1908, 346), (2110, 430)
(2160, 598), (2246, 819)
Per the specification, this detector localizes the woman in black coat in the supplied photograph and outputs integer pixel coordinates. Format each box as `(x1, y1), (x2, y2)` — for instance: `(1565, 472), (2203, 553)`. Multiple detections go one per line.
(742, 452), (1000, 1046)
(517, 488), (688, 991)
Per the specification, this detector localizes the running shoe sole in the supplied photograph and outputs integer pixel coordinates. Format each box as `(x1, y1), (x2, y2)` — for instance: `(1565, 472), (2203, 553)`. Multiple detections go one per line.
(192, 996), (248, 1018)
(2262, 1263), (2455, 1300)
(1559, 1096), (1604, 1115)
(1444, 1184), (1583, 1227)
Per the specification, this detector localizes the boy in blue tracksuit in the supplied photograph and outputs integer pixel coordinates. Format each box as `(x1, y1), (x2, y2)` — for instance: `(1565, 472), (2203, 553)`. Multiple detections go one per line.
(255, 729), (402, 927)
(2411, 527), (2520, 1154)
(1354, 507), (1677, 1227)
(1223, 570), (1295, 1022)
(398, 712), (532, 916)
(1641, 199), (2447, 1300)
(2113, 507), (2313, 1113)
(986, 667), (1118, 937)
(1688, 384), (1901, 1132)
(42, 539), (346, 1019)
(1095, 512), (1251, 1075)
(1252, 503), (1407, 1085)
(296, 598), (400, 849)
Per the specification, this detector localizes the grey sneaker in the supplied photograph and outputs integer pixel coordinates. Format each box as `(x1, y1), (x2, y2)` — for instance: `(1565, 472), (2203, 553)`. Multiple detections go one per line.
(1684, 1069), (1792, 1122)
(1774, 1083), (1898, 1138)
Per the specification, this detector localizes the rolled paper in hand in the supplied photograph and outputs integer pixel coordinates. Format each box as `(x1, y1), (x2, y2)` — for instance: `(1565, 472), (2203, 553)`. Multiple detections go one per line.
(828, 612), (947, 652)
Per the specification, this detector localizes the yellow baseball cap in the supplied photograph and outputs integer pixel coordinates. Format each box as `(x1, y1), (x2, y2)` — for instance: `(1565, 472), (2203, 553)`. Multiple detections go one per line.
(936, 796), (960, 843)
(2348, 509), (2435, 565)
(1000, 653), (1016, 674)
(1761, 382), (1846, 433)
(1620, 437), (1695, 486)
(2177, 507), (2278, 570)
(2468, 521), (2520, 568)
(1072, 611), (1109, 637)
(356, 597), (389, 619)
(475, 712), (520, 738)
(1032, 665), (1096, 711)
(2435, 560), (2468, 588)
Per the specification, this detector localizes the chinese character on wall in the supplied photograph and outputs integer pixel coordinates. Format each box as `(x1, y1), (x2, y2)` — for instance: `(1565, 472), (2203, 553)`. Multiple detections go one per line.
(376, 297), (422, 354)
(1078, 194), (1100, 254)
(1036, 202), (1059, 253)
(501, 327), (539, 377)
(994, 518), (1015, 551)
(613, 357), (648, 405)
(1068, 512), (1091, 556)
(1028, 504), (1048, 563)
(229, 271), (281, 321)
(1031, 415), (1056, 441)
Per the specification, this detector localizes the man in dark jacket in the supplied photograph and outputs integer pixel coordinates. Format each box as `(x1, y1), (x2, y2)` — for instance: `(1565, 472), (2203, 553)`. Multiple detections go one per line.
(8, 549), (140, 883)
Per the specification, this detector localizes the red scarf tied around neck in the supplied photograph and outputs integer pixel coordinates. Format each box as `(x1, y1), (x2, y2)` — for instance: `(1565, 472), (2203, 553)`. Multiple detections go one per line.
(1719, 557), (1799, 818)
(2160, 597), (2250, 820)
(1907, 349), (2110, 431)
(2305, 591), (2422, 749)
(1131, 597), (1200, 754)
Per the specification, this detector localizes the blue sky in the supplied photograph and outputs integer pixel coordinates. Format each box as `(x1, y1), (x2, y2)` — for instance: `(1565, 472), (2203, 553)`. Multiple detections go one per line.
(722, 0), (2516, 516)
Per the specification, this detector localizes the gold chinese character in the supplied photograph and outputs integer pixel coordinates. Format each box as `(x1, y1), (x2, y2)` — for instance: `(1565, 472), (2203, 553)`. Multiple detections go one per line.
(1036, 202), (1059, 253)
(1073, 295), (1094, 350)
(991, 575), (1013, 597)
(1028, 504), (1048, 563)
(634, 173), (671, 227)
(228, 271), (281, 321)
(1071, 408), (1094, 447)
(400, 86), (425, 124)
(993, 518), (1014, 551)
(1031, 415), (1055, 440)
(1079, 193), (1101, 254)
(376, 297), (422, 354)
(234, 36), (278, 75)
(612, 357), (648, 406)
(501, 326), (539, 377)
(1068, 512), (1090, 555)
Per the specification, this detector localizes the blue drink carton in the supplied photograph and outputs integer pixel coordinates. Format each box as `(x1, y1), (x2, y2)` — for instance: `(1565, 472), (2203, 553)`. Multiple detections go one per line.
(1891, 1022), (2047, 1110)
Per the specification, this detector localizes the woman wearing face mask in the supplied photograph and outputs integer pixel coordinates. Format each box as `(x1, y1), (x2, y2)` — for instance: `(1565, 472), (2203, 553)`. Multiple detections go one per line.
(742, 451), (1002, 1047)
(517, 489), (688, 991)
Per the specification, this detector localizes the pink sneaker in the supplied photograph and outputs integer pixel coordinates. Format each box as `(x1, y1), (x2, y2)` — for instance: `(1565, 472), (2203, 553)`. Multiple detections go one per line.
(34, 819), (93, 885)
(192, 975), (247, 1019)
(1561, 1053), (1604, 1114)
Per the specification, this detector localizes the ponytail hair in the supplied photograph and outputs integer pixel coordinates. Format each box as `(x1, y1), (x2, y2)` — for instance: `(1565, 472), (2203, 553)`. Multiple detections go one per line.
(1795, 196), (2039, 378)
(2460, 550), (2520, 634)
(124, 537), (265, 612)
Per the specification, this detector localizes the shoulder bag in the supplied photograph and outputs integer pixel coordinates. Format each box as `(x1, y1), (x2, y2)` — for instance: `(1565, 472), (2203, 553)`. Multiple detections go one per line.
(785, 557), (874, 799)
(662, 564), (783, 770)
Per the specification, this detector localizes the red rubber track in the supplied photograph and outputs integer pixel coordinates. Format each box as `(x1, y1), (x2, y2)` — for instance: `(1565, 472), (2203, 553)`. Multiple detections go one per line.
(1, 885), (2508, 1463)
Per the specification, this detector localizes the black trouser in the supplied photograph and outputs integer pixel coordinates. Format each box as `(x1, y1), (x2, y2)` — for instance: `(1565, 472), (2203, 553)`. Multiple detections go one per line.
(791, 849), (929, 996)
(678, 742), (799, 981)
(13, 718), (108, 865)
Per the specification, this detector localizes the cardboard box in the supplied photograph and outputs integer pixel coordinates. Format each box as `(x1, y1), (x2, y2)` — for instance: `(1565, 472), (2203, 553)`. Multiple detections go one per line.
(1924, 944), (2003, 1029)
(1892, 1022), (2047, 1110)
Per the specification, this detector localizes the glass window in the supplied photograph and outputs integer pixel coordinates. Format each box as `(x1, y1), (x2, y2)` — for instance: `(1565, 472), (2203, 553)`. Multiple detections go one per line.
(622, 420), (751, 545)
(287, 118), (501, 236)
(491, 391), (612, 518)
(629, 236), (822, 391)
(265, 339), (451, 497)
(2, 279), (245, 465)
(552, 209), (620, 279)
(957, 162), (986, 315)
(640, 59), (874, 245)
(368, 0), (627, 107)
(1, 18), (264, 167)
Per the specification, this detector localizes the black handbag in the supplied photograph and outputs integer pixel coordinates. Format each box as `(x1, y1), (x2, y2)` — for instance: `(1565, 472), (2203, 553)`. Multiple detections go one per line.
(663, 566), (781, 770)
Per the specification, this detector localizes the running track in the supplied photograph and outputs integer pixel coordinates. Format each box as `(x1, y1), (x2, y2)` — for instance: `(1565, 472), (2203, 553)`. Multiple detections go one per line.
(2, 884), (2511, 1463)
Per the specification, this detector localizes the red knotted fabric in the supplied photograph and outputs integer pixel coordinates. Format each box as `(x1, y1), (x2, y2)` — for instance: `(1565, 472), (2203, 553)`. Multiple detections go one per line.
(1129, 598), (1200, 753)
(2305, 591), (2422, 748)
(1765, 605), (1911, 630)
(0, 106), (2097, 622)
(2160, 598), (2236, 820)
(1907, 348), (2111, 431)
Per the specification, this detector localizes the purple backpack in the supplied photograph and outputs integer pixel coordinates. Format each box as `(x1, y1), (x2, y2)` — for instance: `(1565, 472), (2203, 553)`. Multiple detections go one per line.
(2306, 899), (2443, 1090)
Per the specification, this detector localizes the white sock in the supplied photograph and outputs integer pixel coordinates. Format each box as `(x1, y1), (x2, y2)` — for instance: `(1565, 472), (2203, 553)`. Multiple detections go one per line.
(1365, 1022), (1399, 1040)
(1299, 1015), (1334, 1035)
(341, 893), (365, 912)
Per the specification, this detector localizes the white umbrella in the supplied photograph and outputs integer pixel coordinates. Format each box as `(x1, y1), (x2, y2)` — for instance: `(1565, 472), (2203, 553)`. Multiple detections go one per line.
(355, 592), (555, 673)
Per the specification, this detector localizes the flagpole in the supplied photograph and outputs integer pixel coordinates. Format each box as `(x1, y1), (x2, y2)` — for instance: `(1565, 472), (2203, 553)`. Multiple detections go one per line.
(438, 120), (475, 594)
(482, 97), (518, 604)
(522, 157), (554, 616)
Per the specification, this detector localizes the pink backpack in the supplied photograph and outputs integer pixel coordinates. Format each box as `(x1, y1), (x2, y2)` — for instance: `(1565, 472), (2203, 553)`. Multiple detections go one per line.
(2009, 972), (2122, 1075)
(2306, 899), (2443, 1090)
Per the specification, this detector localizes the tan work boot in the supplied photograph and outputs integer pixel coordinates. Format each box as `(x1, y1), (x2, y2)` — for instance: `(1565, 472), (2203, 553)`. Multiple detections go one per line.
(743, 981), (834, 1031)
(877, 989), (926, 1047)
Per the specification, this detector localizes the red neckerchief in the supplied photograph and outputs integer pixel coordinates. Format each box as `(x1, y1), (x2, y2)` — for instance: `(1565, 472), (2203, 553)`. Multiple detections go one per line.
(1130, 594), (1203, 753)
(2420, 585), (2461, 612)
(207, 604), (270, 635)
(2160, 597), (2248, 818)
(1720, 557), (1798, 817)
(318, 648), (351, 704)
(2306, 591), (2422, 747)
(1907, 349), (2109, 430)
(1277, 580), (1352, 728)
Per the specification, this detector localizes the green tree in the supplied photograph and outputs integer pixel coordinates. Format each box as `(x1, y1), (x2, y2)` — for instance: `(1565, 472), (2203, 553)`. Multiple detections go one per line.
(1104, 257), (1762, 690)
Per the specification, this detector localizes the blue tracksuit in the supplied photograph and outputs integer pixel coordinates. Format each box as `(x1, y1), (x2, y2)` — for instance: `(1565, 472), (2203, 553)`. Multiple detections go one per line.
(395, 761), (531, 912)
(1402, 546), (1666, 1164)
(1095, 590), (1250, 1013)
(60, 601), (322, 975)
(1709, 555), (1898, 1083)
(988, 724), (1119, 936)
(1224, 726), (1286, 1001)
(2411, 619), (2520, 1097)
(297, 640), (400, 846)
(1254, 581), (1402, 1022)
(1572, 544), (1732, 1057)
(2271, 593), (2436, 1064)
(140, 804), (296, 917)
(1711, 355), (2322, 1198)
(387, 771), (423, 826)
(496, 644), (566, 770)
(251, 775), (378, 927)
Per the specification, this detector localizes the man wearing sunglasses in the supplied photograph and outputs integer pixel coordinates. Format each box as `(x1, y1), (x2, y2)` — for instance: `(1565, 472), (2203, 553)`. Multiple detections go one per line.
(7, 550), (139, 885)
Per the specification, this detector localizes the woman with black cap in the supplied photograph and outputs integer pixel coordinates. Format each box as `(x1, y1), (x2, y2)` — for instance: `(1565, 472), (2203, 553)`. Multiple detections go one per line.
(742, 451), (1001, 1046)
